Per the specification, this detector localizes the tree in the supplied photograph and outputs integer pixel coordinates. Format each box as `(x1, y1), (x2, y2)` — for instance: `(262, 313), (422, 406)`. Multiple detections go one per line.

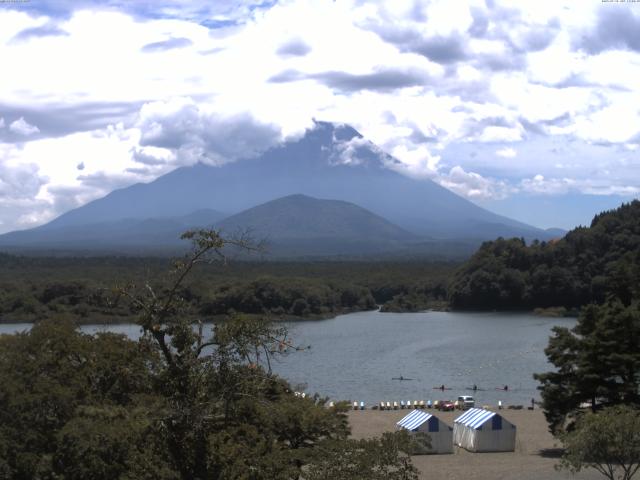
(304, 431), (419, 480)
(116, 229), (354, 479)
(54, 405), (176, 480)
(116, 229), (417, 479)
(535, 300), (640, 433)
(449, 200), (640, 311)
(0, 229), (419, 479)
(558, 406), (640, 480)
(0, 318), (158, 478)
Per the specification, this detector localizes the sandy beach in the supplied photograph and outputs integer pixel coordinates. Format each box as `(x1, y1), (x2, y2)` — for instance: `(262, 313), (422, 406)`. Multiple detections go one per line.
(348, 408), (601, 480)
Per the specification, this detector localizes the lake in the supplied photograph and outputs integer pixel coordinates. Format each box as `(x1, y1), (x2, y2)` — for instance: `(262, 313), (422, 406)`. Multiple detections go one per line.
(0, 310), (574, 406)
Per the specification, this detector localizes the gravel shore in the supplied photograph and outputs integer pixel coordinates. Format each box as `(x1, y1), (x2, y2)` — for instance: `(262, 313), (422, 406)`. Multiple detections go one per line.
(348, 408), (601, 480)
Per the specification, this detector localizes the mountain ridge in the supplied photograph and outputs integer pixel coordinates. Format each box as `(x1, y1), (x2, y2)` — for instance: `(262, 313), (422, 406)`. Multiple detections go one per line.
(215, 194), (417, 257)
(0, 121), (558, 256)
(217, 194), (415, 240)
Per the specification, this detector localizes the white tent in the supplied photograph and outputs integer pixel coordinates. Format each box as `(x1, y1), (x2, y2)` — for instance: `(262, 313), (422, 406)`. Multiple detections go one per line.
(453, 408), (516, 452)
(396, 409), (453, 454)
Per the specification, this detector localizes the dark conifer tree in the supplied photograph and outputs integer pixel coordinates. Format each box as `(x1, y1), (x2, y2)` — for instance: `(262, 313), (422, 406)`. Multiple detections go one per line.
(535, 300), (640, 434)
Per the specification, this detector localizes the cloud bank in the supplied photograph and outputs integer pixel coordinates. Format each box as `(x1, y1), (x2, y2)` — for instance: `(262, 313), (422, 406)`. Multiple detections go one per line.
(0, 0), (639, 232)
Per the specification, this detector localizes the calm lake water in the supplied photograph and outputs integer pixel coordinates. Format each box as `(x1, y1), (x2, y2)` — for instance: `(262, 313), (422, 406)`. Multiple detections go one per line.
(0, 311), (575, 406)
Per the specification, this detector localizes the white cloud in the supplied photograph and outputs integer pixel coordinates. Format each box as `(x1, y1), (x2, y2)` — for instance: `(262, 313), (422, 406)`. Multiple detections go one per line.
(569, 96), (640, 144)
(0, 0), (639, 233)
(131, 145), (175, 166)
(0, 143), (51, 230)
(0, 157), (46, 200)
(520, 174), (573, 195)
(329, 135), (384, 166)
(9, 117), (40, 136)
(475, 126), (523, 143)
(496, 147), (517, 158)
(1, 124), (144, 227)
(519, 174), (640, 197)
(0, 118), (4, 128)
(387, 143), (441, 178)
(438, 166), (511, 200)
(136, 97), (282, 165)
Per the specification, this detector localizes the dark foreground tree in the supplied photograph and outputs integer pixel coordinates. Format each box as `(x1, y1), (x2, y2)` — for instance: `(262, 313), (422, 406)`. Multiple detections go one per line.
(305, 431), (420, 480)
(115, 230), (354, 478)
(535, 300), (640, 433)
(558, 406), (640, 480)
(0, 319), (164, 479)
(0, 229), (418, 479)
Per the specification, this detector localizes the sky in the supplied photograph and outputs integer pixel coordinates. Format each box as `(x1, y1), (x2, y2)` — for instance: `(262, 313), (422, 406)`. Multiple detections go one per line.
(0, 0), (639, 234)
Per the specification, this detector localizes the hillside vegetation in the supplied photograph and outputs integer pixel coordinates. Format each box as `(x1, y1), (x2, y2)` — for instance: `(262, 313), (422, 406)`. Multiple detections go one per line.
(0, 256), (453, 323)
(449, 200), (640, 310)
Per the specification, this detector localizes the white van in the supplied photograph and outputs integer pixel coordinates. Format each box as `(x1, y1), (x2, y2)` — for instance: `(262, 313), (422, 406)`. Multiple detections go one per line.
(457, 395), (475, 409)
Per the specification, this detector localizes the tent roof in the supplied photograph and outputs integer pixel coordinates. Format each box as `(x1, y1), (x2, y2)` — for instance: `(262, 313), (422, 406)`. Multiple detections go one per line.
(454, 408), (497, 429)
(397, 410), (433, 431)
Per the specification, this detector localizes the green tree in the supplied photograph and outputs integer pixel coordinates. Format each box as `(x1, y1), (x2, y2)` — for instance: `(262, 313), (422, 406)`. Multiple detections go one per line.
(558, 406), (640, 480)
(305, 431), (419, 480)
(117, 229), (415, 479)
(53, 405), (176, 480)
(449, 200), (640, 311)
(0, 319), (157, 478)
(0, 229), (419, 479)
(115, 230), (350, 479)
(535, 300), (640, 433)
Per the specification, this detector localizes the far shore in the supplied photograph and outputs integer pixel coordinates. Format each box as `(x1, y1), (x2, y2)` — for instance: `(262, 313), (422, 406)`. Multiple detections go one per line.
(348, 408), (600, 480)
(0, 305), (580, 326)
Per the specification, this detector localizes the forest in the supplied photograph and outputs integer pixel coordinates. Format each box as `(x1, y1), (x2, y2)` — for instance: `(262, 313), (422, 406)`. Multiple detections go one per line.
(0, 255), (453, 324)
(2, 201), (639, 324)
(448, 201), (640, 311)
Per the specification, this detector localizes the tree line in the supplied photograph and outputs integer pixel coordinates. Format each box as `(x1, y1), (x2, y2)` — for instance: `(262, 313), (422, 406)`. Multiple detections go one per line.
(521, 202), (640, 479)
(0, 255), (453, 323)
(449, 201), (640, 310)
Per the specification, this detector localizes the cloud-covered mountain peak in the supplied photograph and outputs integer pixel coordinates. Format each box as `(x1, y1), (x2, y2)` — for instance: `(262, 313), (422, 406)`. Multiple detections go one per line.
(4, 120), (556, 245)
(286, 120), (390, 169)
(310, 120), (362, 142)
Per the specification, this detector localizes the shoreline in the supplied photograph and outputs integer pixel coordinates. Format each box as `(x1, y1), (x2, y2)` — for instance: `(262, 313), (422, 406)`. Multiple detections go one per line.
(0, 304), (580, 325)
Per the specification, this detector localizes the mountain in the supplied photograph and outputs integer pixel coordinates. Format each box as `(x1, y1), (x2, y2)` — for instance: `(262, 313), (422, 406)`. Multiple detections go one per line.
(545, 227), (568, 238)
(218, 194), (412, 240)
(216, 194), (415, 257)
(0, 209), (225, 252)
(0, 121), (556, 255)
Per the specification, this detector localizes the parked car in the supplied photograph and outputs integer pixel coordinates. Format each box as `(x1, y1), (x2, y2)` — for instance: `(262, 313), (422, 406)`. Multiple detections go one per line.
(439, 400), (455, 411)
(457, 395), (475, 409)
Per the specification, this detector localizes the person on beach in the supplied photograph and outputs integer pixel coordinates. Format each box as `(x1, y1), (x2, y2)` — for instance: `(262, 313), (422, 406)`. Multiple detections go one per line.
(504, 385), (509, 391)
(531, 398), (535, 409)
(440, 384), (445, 391)
(473, 384), (477, 392)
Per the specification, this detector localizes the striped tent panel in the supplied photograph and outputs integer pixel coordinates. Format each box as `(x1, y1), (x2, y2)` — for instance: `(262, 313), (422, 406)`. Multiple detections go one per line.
(397, 409), (433, 431)
(396, 409), (422, 428)
(454, 408), (482, 424)
(454, 408), (496, 429)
